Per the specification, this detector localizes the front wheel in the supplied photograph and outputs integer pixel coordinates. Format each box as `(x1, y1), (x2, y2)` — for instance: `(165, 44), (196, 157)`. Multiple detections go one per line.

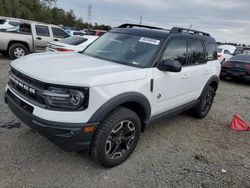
(190, 86), (215, 119)
(91, 107), (141, 168)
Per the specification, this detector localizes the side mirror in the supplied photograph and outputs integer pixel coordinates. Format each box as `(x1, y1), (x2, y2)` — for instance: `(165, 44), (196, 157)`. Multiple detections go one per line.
(158, 59), (182, 72)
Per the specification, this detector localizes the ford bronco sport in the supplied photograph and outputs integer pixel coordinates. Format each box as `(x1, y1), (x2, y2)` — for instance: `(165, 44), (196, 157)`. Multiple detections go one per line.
(4, 24), (221, 167)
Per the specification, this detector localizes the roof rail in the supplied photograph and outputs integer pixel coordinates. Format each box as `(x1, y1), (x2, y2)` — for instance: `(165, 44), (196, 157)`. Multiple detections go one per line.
(118, 23), (163, 30)
(170, 27), (211, 37)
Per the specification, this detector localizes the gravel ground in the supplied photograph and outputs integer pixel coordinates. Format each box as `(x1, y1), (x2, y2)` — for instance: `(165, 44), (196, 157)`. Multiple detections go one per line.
(0, 56), (250, 188)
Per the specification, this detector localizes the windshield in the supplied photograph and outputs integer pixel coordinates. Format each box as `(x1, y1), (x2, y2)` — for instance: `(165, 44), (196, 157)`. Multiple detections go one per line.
(83, 32), (162, 67)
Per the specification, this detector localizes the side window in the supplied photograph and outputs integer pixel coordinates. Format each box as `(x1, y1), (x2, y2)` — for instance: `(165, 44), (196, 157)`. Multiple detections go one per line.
(52, 27), (69, 38)
(9, 21), (20, 27)
(205, 42), (217, 61)
(188, 40), (206, 65)
(35, 25), (50, 37)
(162, 39), (187, 65)
(224, 50), (230, 55)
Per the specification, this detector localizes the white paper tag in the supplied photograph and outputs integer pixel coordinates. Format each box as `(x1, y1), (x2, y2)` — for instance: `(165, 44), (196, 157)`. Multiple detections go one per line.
(139, 37), (160, 45)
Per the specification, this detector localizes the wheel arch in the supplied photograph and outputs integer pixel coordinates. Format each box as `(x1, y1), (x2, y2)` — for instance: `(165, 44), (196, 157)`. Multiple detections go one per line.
(88, 92), (151, 132)
(201, 75), (219, 96)
(8, 41), (30, 52)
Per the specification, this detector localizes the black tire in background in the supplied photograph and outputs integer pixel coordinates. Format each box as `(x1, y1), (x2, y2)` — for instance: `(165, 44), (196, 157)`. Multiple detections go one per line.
(0, 51), (9, 57)
(8, 43), (28, 60)
(190, 86), (215, 119)
(91, 107), (141, 168)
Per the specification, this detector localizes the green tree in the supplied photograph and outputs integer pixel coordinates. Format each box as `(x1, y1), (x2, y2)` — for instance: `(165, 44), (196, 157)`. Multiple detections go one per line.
(0, 0), (111, 31)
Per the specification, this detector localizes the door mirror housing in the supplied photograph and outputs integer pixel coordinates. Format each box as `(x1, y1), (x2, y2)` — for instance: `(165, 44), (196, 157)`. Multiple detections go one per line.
(158, 59), (182, 72)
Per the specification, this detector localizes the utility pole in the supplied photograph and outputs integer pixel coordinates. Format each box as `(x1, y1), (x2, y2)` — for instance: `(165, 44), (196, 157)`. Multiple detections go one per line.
(87, 4), (92, 25)
(139, 16), (142, 25)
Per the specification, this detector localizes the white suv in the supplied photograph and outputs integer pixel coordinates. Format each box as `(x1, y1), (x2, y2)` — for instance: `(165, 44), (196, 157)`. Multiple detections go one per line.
(4, 24), (221, 167)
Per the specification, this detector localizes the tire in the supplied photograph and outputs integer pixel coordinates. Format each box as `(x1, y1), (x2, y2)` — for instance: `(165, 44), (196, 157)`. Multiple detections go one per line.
(190, 86), (215, 119)
(8, 43), (28, 60)
(91, 107), (141, 168)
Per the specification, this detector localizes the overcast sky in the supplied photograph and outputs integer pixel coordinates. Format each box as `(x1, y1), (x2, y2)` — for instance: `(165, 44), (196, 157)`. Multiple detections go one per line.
(57, 0), (250, 44)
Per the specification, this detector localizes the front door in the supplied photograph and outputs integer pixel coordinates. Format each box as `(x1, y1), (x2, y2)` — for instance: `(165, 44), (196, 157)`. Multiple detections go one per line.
(152, 38), (193, 116)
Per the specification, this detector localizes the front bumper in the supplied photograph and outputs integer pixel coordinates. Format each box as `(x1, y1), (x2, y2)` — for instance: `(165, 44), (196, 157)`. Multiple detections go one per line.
(4, 89), (98, 152)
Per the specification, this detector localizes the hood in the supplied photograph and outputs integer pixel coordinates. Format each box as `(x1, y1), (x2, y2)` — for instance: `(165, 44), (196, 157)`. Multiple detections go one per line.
(11, 53), (148, 87)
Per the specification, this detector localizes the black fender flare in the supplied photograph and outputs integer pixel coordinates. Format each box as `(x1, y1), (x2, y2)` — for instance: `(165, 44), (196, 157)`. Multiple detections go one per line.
(200, 75), (219, 97)
(88, 92), (151, 124)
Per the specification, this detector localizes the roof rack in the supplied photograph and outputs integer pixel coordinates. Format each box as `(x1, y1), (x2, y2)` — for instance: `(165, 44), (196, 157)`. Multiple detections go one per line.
(170, 27), (211, 37)
(118, 23), (163, 30)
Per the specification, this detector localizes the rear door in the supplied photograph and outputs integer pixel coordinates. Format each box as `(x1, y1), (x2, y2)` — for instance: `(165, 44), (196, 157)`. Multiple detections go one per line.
(33, 24), (52, 52)
(186, 39), (211, 100)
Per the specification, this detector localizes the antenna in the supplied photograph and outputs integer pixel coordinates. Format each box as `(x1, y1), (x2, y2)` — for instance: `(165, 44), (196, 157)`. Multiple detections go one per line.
(188, 24), (192, 31)
(139, 16), (142, 25)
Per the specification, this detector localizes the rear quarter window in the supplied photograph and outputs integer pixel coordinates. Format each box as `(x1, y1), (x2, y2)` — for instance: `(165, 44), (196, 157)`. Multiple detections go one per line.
(205, 42), (217, 61)
(19, 23), (32, 34)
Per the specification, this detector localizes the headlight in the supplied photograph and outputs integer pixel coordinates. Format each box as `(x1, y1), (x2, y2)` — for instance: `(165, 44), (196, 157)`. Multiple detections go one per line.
(42, 87), (88, 110)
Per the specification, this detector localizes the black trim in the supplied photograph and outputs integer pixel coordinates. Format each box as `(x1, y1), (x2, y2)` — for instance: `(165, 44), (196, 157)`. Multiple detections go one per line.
(118, 23), (164, 30)
(150, 79), (154, 92)
(170, 27), (211, 37)
(202, 75), (219, 93)
(5, 89), (98, 152)
(148, 100), (199, 124)
(88, 92), (151, 123)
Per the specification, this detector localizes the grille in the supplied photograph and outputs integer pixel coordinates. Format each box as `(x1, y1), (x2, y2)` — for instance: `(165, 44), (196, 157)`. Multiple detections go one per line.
(9, 69), (47, 108)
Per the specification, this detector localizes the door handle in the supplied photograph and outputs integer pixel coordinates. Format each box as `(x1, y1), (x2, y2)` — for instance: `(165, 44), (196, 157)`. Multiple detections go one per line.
(36, 37), (42, 40)
(53, 39), (59, 41)
(181, 74), (190, 79)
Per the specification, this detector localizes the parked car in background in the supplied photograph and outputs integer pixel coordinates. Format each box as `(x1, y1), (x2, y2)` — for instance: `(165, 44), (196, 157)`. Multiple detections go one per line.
(220, 54), (250, 81)
(217, 45), (236, 63)
(0, 21), (69, 59)
(242, 47), (250, 54)
(0, 18), (20, 32)
(46, 35), (98, 52)
(85, 29), (107, 36)
(66, 30), (86, 36)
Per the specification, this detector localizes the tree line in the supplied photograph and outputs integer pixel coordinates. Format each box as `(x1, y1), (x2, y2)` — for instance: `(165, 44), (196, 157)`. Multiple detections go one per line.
(0, 0), (112, 30)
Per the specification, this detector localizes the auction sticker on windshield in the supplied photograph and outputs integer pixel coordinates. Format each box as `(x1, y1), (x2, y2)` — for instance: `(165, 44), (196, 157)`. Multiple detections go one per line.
(139, 37), (160, 45)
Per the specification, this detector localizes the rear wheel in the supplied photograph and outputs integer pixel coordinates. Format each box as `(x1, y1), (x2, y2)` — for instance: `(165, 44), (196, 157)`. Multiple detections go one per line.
(91, 107), (141, 168)
(190, 86), (215, 119)
(8, 43), (28, 59)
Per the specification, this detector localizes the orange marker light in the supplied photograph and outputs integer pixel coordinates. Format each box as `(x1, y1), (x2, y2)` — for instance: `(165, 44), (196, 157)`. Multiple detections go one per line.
(83, 126), (95, 133)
